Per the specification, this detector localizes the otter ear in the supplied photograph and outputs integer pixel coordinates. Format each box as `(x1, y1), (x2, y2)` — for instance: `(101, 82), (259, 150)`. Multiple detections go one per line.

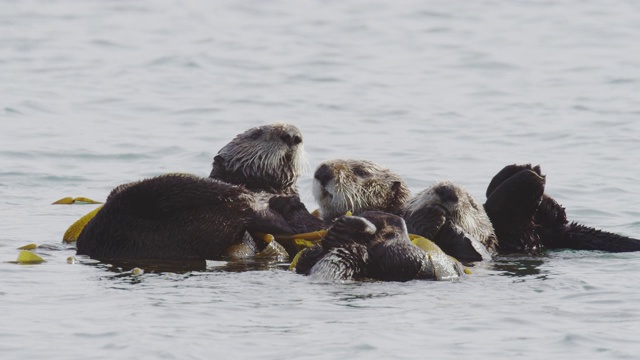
(213, 155), (226, 169)
(391, 181), (401, 192)
(210, 155), (226, 178)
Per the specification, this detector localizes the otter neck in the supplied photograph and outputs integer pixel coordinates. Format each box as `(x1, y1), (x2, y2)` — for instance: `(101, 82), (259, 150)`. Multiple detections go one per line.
(209, 167), (297, 195)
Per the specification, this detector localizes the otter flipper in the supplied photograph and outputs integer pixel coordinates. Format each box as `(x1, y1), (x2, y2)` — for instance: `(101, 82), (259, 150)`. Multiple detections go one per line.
(486, 164), (542, 198)
(552, 223), (640, 252)
(485, 168), (545, 253)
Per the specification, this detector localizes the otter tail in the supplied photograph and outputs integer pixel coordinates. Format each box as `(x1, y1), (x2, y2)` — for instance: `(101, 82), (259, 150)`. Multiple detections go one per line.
(558, 223), (640, 252)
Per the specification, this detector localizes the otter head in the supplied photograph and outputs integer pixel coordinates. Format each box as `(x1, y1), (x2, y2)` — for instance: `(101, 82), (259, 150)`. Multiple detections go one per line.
(312, 159), (411, 222)
(405, 180), (497, 250)
(322, 214), (378, 249)
(358, 211), (410, 245)
(210, 123), (307, 195)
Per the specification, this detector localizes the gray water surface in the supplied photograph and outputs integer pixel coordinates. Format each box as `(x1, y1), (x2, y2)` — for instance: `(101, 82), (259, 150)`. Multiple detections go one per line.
(2, 1), (640, 359)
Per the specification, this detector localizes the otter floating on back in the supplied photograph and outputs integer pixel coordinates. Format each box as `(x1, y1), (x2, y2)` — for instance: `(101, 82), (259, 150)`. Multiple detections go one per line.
(294, 211), (465, 282)
(403, 180), (497, 262)
(307, 158), (496, 262)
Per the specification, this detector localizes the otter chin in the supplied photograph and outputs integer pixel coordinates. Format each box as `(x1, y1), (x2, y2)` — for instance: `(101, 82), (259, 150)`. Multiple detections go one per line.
(76, 123), (309, 262)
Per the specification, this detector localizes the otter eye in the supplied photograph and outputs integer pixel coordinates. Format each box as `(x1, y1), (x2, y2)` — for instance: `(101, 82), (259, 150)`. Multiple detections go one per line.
(250, 129), (263, 140)
(352, 167), (369, 178)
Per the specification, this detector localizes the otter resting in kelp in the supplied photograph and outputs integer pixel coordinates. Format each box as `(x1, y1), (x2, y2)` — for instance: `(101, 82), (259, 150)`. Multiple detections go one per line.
(76, 123), (312, 261)
(293, 158), (496, 262)
(484, 164), (640, 253)
(403, 180), (497, 262)
(293, 211), (465, 282)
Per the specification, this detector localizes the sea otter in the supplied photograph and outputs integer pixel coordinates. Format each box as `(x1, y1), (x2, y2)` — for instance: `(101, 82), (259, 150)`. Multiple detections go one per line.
(76, 123), (309, 261)
(294, 211), (465, 282)
(76, 174), (295, 260)
(312, 159), (411, 222)
(485, 164), (640, 253)
(305, 159), (495, 262)
(403, 181), (497, 262)
(210, 123), (305, 195)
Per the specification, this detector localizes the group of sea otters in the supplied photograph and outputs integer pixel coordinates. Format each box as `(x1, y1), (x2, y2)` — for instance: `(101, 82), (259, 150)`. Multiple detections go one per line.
(72, 123), (640, 281)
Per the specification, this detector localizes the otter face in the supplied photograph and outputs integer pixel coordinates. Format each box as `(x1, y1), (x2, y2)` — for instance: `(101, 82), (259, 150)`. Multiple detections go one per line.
(405, 180), (496, 249)
(358, 211), (410, 244)
(210, 123), (308, 195)
(312, 159), (411, 222)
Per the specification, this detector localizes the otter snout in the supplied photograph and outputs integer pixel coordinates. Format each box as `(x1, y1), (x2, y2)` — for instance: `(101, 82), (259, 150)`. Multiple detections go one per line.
(279, 131), (303, 147)
(435, 185), (459, 204)
(314, 164), (334, 187)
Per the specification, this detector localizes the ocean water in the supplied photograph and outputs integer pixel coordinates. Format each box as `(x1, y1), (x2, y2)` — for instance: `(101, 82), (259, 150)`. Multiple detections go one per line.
(2, 1), (640, 359)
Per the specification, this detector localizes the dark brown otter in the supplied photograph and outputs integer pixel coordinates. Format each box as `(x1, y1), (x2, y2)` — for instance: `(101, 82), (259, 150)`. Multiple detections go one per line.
(76, 174), (295, 261)
(485, 164), (640, 253)
(76, 123), (309, 261)
(294, 211), (465, 282)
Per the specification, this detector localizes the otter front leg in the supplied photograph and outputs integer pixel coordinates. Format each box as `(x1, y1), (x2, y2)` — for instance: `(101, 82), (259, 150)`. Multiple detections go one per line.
(403, 205), (482, 261)
(403, 204), (447, 240)
(269, 195), (326, 233)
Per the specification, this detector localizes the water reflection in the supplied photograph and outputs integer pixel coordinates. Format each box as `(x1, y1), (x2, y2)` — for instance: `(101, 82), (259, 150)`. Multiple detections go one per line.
(88, 257), (289, 277)
(492, 256), (548, 280)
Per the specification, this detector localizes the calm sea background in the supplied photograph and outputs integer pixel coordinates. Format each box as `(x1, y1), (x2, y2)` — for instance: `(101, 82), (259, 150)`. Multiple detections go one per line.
(2, 1), (640, 359)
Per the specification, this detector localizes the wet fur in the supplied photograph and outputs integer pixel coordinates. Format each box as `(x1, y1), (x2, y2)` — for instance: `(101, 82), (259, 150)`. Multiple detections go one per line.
(310, 159), (495, 262)
(403, 180), (497, 261)
(210, 122), (307, 195)
(77, 176), (299, 261)
(296, 212), (461, 282)
(77, 123), (308, 261)
(485, 164), (640, 253)
(312, 159), (411, 222)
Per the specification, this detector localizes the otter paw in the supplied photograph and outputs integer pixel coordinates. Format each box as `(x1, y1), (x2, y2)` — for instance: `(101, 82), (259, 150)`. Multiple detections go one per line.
(269, 195), (307, 215)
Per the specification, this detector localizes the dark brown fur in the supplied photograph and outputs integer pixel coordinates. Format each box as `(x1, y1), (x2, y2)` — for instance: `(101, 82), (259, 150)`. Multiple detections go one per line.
(77, 123), (308, 261)
(485, 164), (640, 253)
(295, 211), (464, 282)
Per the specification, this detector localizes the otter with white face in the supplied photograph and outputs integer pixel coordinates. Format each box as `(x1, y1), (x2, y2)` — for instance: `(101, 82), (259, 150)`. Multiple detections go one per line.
(312, 159), (411, 222)
(210, 122), (307, 195)
(308, 158), (495, 262)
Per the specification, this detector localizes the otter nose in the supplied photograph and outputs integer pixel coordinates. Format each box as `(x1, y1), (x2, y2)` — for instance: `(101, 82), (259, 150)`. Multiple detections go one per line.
(314, 164), (334, 187)
(435, 185), (458, 204)
(280, 131), (303, 147)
